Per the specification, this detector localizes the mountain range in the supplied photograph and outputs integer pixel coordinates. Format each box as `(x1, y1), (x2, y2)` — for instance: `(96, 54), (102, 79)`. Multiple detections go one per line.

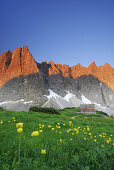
(0, 46), (114, 115)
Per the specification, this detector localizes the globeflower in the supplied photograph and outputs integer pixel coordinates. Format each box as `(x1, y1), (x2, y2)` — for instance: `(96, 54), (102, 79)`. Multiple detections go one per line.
(106, 140), (109, 144)
(0, 120), (3, 124)
(48, 125), (52, 128)
(69, 121), (72, 126)
(63, 123), (65, 126)
(39, 130), (43, 133)
(16, 122), (23, 128)
(17, 128), (23, 133)
(60, 139), (62, 142)
(41, 149), (46, 155)
(31, 131), (39, 136)
(52, 128), (54, 130)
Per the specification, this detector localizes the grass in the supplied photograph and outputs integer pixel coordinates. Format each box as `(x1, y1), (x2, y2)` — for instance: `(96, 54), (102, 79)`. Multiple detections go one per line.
(0, 108), (114, 170)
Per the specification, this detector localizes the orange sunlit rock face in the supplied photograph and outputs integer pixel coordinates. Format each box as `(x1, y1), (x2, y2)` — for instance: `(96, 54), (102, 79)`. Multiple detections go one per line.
(48, 61), (114, 91)
(0, 46), (39, 87)
(0, 46), (114, 92)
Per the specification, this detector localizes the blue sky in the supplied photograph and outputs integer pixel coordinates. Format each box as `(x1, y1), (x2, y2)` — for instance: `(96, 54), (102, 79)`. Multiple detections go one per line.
(0, 0), (114, 67)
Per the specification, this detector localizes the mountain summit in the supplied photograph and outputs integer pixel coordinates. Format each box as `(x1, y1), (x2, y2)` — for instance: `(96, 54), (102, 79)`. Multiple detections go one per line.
(1, 46), (113, 90)
(0, 46), (114, 113)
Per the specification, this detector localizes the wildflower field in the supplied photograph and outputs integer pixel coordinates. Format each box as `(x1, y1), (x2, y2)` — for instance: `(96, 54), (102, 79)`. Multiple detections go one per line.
(0, 108), (114, 170)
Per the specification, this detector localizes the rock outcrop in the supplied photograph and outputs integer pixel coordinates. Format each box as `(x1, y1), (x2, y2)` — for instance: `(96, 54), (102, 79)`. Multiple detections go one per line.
(0, 46), (114, 113)
(0, 46), (39, 87)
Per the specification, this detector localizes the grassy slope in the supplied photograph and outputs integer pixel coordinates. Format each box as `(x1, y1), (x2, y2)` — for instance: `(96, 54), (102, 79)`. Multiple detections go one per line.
(0, 109), (114, 170)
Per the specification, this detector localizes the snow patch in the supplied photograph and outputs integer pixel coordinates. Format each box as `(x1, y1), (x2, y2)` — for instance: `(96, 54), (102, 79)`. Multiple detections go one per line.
(64, 91), (75, 102)
(100, 83), (102, 86)
(0, 99), (33, 105)
(81, 94), (92, 104)
(46, 89), (61, 99)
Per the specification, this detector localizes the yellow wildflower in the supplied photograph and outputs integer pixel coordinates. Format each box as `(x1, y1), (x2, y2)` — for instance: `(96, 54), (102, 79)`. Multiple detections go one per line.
(70, 138), (72, 141)
(84, 138), (87, 140)
(8, 121), (10, 123)
(17, 128), (23, 133)
(60, 139), (62, 142)
(101, 145), (104, 148)
(48, 125), (52, 128)
(12, 117), (15, 120)
(94, 139), (97, 142)
(0, 120), (3, 124)
(107, 140), (109, 144)
(39, 124), (41, 126)
(87, 128), (90, 131)
(67, 130), (70, 133)
(59, 131), (62, 134)
(69, 121), (72, 126)
(63, 124), (65, 126)
(57, 126), (61, 129)
(110, 134), (112, 136)
(42, 125), (44, 128)
(41, 149), (46, 155)
(72, 133), (74, 135)
(16, 122), (23, 128)
(39, 130), (43, 133)
(89, 133), (92, 136)
(74, 128), (78, 131)
(76, 131), (79, 135)
(57, 123), (60, 126)
(52, 128), (54, 131)
(31, 131), (39, 136)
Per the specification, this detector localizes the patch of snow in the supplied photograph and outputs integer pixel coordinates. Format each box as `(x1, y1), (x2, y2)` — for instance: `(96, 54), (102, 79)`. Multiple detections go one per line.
(64, 91), (75, 102)
(100, 83), (102, 86)
(81, 94), (92, 104)
(46, 89), (61, 99)
(0, 99), (33, 105)
(23, 101), (33, 104)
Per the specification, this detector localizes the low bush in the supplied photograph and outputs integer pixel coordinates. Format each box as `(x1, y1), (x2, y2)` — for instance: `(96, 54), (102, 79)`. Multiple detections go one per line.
(0, 107), (4, 110)
(96, 110), (109, 116)
(29, 106), (60, 114)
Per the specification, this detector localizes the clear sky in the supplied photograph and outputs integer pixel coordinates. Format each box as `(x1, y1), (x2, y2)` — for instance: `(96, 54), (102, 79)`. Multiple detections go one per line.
(0, 0), (114, 67)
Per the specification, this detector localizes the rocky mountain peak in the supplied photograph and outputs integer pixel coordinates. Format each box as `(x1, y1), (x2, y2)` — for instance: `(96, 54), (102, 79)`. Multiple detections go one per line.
(0, 46), (39, 87)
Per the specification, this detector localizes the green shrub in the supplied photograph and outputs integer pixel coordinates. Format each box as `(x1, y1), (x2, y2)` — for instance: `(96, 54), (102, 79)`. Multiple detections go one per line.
(0, 107), (4, 111)
(96, 110), (108, 116)
(29, 106), (60, 114)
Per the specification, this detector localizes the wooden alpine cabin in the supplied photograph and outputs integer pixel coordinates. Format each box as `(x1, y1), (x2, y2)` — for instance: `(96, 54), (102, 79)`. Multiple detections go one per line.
(80, 104), (96, 114)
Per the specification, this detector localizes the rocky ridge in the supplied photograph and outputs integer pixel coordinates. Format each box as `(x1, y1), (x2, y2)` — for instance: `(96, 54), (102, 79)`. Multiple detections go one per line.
(0, 46), (114, 113)
(1, 46), (114, 91)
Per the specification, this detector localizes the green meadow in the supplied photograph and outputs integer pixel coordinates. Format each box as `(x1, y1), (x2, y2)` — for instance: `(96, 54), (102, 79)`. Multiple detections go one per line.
(0, 108), (114, 170)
